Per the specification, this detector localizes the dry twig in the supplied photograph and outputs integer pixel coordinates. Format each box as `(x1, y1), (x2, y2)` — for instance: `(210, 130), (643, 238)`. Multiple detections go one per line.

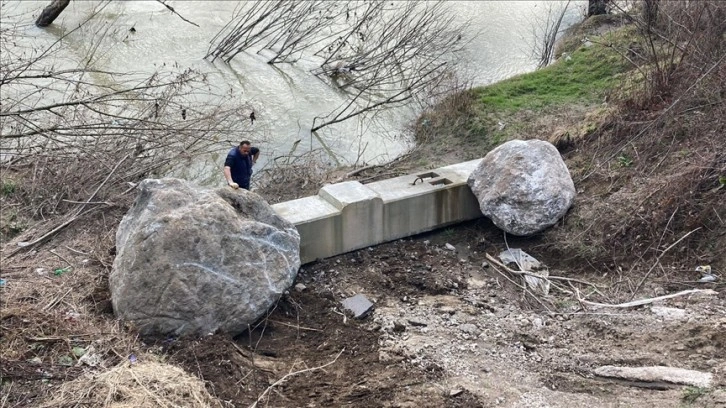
(577, 288), (718, 309)
(249, 348), (345, 408)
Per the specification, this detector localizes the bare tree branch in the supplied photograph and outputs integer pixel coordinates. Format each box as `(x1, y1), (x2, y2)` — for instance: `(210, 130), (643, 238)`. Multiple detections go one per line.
(154, 0), (200, 27)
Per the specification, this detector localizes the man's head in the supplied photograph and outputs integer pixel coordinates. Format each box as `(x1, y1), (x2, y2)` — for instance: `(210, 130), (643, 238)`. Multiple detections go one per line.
(238, 140), (251, 156)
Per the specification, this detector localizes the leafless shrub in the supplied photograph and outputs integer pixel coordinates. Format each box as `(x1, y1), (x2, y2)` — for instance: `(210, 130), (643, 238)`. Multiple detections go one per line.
(548, 1), (726, 269)
(0, 3), (252, 253)
(531, 0), (575, 68)
(207, 1), (467, 133)
(611, 0), (725, 104)
(254, 148), (338, 204)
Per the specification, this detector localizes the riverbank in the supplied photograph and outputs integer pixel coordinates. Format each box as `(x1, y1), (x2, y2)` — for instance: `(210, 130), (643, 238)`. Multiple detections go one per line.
(2, 7), (725, 407)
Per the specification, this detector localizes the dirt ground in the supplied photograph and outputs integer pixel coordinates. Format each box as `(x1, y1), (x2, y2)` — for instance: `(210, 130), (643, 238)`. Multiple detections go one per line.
(3, 214), (724, 408)
(159, 218), (726, 408)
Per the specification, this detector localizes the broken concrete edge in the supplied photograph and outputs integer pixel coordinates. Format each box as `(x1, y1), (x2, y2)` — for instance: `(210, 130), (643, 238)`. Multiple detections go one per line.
(341, 293), (374, 319)
(593, 365), (713, 389)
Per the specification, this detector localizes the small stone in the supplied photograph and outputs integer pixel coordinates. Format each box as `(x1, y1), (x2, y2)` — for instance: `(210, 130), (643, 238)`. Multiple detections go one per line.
(341, 294), (374, 319)
(407, 319), (427, 327)
(445, 243), (456, 251)
(393, 321), (406, 333)
(651, 306), (687, 320)
(294, 283), (307, 292)
(449, 389), (464, 397)
(459, 323), (478, 334)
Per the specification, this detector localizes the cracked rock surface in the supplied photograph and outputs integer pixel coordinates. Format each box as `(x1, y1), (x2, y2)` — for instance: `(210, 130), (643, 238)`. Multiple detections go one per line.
(110, 178), (300, 337)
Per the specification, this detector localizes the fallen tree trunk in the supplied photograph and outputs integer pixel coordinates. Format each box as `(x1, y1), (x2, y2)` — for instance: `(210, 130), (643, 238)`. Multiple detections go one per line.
(35, 0), (70, 27)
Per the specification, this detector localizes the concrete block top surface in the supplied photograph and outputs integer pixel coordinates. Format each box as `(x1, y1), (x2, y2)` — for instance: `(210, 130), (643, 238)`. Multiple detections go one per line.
(271, 196), (339, 224)
(319, 181), (380, 209)
(366, 158), (483, 202)
(438, 158), (484, 178)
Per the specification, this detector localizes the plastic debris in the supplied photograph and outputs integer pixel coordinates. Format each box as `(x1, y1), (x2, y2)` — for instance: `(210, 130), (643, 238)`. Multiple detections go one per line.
(72, 346), (86, 358)
(445, 243), (456, 252)
(698, 274), (718, 283)
(696, 265), (718, 282)
(0, 279), (5, 287)
(499, 249), (550, 295)
(129, 354), (137, 364)
(695, 265), (711, 274)
(53, 266), (72, 276)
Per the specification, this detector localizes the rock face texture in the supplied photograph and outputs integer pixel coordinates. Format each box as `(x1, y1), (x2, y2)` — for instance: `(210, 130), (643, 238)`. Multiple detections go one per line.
(467, 139), (575, 236)
(110, 178), (300, 337)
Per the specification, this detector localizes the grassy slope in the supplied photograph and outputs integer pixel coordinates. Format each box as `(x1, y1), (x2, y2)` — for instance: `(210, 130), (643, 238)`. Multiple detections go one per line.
(474, 37), (627, 112)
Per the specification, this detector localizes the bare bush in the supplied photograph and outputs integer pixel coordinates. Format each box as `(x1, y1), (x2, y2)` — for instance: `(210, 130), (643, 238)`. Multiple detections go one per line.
(610, 0), (725, 104)
(254, 147), (339, 204)
(531, 1), (575, 68)
(0, 3), (251, 253)
(551, 1), (726, 267)
(207, 0), (466, 133)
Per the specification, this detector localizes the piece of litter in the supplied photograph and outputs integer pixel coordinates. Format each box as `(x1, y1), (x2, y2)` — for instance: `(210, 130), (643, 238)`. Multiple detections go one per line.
(72, 346), (86, 357)
(129, 354), (137, 364)
(17, 241), (30, 247)
(341, 294), (374, 319)
(445, 243), (456, 252)
(695, 265), (711, 274)
(53, 266), (71, 276)
(0, 279), (5, 287)
(699, 274), (717, 283)
(499, 248), (542, 271)
(294, 283), (307, 292)
(499, 248), (550, 295)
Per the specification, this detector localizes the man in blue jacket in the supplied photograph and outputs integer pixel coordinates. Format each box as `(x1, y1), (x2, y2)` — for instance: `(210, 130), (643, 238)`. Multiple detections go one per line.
(223, 141), (260, 190)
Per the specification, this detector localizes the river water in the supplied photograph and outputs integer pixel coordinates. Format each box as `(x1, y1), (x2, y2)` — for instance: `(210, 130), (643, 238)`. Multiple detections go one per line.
(3, 0), (585, 185)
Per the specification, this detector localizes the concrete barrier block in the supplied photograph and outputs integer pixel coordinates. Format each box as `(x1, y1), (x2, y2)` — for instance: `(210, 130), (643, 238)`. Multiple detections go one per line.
(320, 181), (384, 254)
(271, 196), (340, 264)
(271, 159), (484, 264)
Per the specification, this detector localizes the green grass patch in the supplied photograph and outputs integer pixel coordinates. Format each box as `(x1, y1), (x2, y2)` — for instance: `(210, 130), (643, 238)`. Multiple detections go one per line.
(2, 180), (16, 196)
(473, 41), (629, 112)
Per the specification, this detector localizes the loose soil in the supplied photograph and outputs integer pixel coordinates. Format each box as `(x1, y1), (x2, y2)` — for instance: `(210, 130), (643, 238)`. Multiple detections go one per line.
(3, 213), (724, 407)
(161, 219), (726, 407)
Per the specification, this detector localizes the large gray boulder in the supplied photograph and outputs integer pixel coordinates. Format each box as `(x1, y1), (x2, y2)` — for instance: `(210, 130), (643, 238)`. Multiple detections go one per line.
(467, 139), (575, 236)
(110, 178), (300, 337)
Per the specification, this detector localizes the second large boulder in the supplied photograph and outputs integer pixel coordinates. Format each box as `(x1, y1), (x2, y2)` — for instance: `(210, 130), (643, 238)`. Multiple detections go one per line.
(110, 178), (300, 337)
(467, 139), (575, 236)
